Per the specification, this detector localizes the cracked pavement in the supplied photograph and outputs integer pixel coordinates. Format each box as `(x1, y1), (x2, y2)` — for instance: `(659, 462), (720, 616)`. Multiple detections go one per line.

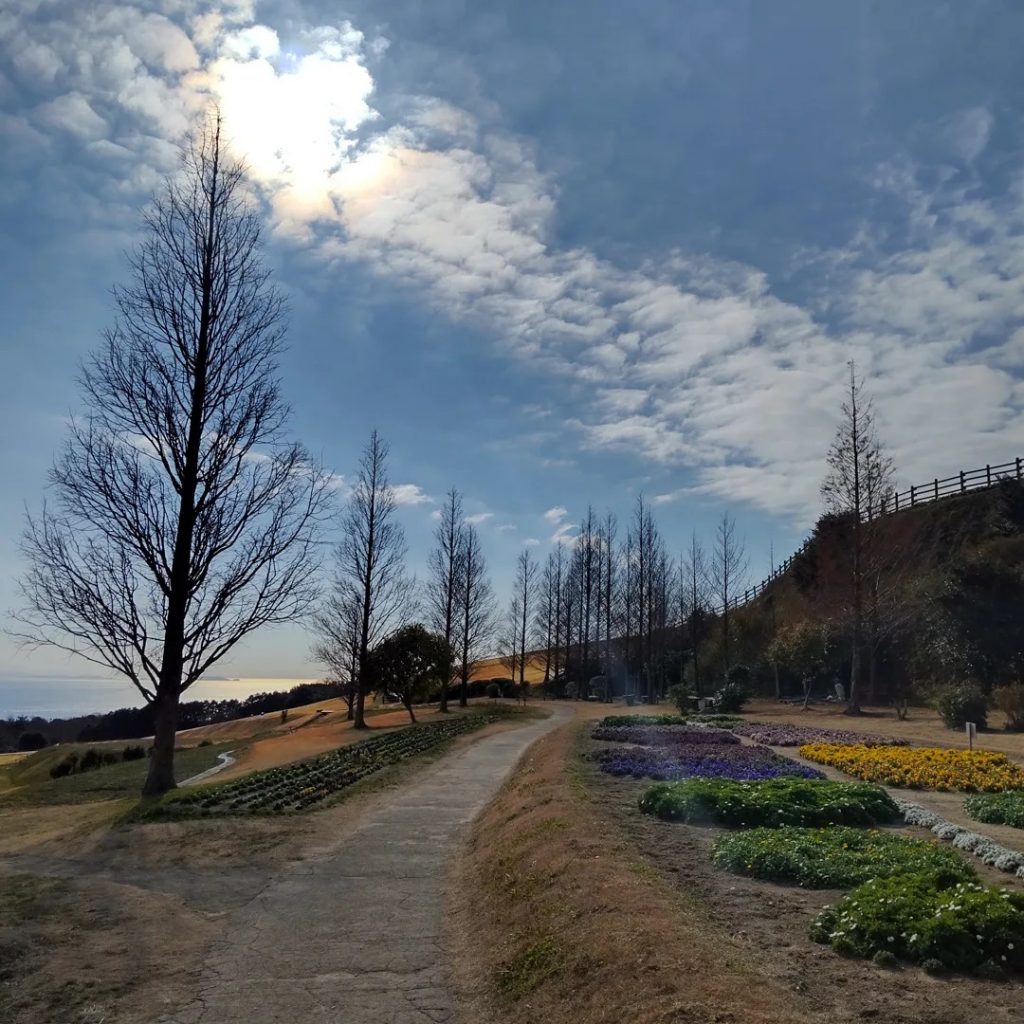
(158, 707), (568, 1024)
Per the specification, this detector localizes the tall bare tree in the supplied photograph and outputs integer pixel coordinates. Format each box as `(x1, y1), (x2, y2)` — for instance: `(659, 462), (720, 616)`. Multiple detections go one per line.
(457, 524), (496, 706)
(14, 120), (328, 795)
(684, 532), (710, 695)
(498, 595), (522, 685)
(427, 488), (465, 712)
(335, 430), (413, 728)
(515, 547), (539, 694)
(710, 513), (749, 679)
(821, 361), (895, 712)
(600, 511), (618, 691)
(311, 587), (362, 720)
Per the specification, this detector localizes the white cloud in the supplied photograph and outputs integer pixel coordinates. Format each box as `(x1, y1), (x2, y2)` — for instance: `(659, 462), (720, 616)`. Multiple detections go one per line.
(523, 537), (540, 547)
(465, 512), (494, 525)
(551, 522), (578, 546)
(5, 7), (1022, 527)
(429, 508), (442, 521)
(543, 505), (568, 524)
(495, 523), (517, 533)
(390, 483), (433, 506)
(37, 93), (108, 140)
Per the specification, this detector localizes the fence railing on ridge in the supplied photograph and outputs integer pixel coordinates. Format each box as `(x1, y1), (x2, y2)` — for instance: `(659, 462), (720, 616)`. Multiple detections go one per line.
(708, 455), (1023, 617)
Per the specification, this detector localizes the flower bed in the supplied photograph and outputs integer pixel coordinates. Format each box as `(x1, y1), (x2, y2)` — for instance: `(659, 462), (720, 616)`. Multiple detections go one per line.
(596, 742), (823, 782)
(899, 799), (1024, 875)
(591, 725), (739, 747)
(965, 791), (1024, 830)
(811, 874), (1024, 974)
(638, 777), (899, 828)
(713, 825), (974, 888)
(150, 712), (502, 817)
(733, 723), (907, 748)
(799, 742), (1024, 792)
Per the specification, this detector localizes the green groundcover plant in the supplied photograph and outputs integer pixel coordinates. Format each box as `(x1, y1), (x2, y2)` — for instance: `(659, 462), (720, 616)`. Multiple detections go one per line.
(811, 874), (1024, 974)
(965, 791), (1024, 830)
(146, 711), (505, 818)
(713, 825), (975, 888)
(638, 777), (899, 828)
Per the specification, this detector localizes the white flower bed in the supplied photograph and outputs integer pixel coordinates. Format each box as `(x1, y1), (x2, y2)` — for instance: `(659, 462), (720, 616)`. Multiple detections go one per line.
(897, 798), (1024, 877)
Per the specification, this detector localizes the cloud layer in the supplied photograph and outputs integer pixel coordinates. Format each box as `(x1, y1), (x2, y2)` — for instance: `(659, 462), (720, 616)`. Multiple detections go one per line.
(4, 2), (1022, 525)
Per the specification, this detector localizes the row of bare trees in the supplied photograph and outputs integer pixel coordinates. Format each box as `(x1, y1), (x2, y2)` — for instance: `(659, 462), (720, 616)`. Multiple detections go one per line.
(495, 499), (750, 702)
(311, 437), (499, 727)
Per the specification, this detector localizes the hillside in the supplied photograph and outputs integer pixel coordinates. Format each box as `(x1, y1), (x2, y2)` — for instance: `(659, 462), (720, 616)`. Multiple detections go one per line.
(722, 476), (1024, 704)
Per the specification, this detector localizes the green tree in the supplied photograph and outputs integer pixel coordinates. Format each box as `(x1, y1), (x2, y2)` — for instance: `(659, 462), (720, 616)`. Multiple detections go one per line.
(365, 624), (454, 723)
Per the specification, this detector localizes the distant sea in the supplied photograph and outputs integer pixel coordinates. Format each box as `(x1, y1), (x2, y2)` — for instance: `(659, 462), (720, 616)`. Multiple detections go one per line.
(0, 676), (320, 720)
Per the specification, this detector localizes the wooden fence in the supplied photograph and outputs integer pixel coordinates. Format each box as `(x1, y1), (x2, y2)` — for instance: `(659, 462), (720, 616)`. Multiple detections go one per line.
(709, 455), (1022, 617)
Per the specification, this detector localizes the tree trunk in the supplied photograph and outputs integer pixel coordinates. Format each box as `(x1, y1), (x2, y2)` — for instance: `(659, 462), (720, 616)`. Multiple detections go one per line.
(143, 692), (179, 796)
(404, 700), (417, 724)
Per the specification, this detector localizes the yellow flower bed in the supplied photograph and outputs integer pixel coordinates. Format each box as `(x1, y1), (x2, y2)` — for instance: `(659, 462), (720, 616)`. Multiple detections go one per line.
(798, 742), (1024, 792)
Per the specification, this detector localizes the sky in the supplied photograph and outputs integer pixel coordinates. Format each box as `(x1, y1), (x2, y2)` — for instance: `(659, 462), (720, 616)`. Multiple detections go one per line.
(1, 0), (1023, 715)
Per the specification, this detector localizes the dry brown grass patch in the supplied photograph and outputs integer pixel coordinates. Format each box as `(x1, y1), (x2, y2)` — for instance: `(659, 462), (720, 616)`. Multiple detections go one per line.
(448, 719), (814, 1024)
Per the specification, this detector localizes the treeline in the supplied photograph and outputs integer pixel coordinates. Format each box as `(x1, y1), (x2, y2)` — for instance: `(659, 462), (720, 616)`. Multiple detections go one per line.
(0, 681), (342, 751)
(495, 366), (1024, 715)
(496, 501), (748, 702)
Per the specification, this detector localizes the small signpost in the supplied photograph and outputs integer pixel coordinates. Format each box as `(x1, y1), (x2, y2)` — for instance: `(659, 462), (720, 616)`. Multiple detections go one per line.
(966, 722), (977, 750)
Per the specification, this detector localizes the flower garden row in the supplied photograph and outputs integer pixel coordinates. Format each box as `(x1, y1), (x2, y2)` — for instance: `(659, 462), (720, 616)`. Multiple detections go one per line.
(153, 711), (504, 817)
(591, 716), (1024, 975)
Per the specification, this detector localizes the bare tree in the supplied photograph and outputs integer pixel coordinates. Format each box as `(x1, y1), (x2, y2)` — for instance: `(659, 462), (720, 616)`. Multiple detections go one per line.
(14, 120), (329, 795)
(426, 488), (465, 712)
(311, 587), (362, 720)
(537, 551), (559, 686)
(684, 532), (710, 695)
(515, 548), (539, 695)
(710, 513), (749, 679)
(601, 512), (618, 693)
(498, 595), (522, 685)
(821, 362), (895, 713)
(335, 430), (414, 729)
(457, 524), (496, 706)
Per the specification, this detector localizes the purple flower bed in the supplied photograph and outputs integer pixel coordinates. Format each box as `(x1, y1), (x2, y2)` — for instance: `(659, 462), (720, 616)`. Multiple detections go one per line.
(595, 742), (825, 782)
(731, 723), (909, 748)
(591, 725), (739, 747)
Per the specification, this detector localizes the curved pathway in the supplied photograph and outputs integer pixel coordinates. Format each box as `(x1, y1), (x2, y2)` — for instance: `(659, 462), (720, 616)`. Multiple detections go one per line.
(159, 706), (571, 1024)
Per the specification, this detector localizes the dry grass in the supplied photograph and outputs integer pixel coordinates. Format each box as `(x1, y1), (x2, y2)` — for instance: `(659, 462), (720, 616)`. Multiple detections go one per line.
(448, 707), (814, 1024)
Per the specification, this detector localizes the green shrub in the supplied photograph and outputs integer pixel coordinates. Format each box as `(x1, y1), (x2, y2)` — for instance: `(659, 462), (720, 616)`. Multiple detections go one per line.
(991, 684), (1024, 731)
(715, 681), (748, 714)
(713, 825), (974, 888)
(965, 790), (1024, 829)
(935, 683), (988, 730)
(121, 745), (147, 762)
(667, 683), (691, 716)
(486, 682), (502, 700)
(638, 777), (899, 828)
(49, 753), (79, 779)
(811, 874), (1024, 973)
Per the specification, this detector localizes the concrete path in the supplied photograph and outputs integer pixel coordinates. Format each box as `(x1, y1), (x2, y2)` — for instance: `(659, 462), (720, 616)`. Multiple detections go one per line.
(180, 749), (236, 787)
(159, 707), (570, 1024)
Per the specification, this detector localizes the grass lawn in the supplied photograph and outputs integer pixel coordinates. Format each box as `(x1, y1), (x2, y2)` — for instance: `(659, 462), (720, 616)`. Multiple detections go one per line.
(0, 743), (233, 806)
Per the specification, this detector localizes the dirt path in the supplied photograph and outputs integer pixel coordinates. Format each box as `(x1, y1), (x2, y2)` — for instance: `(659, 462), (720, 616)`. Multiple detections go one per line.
(158, 706), (571, 1024)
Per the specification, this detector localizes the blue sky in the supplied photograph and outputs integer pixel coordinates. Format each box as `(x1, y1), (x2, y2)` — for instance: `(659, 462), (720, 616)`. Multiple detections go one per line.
(1, 0), (1023, 713)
